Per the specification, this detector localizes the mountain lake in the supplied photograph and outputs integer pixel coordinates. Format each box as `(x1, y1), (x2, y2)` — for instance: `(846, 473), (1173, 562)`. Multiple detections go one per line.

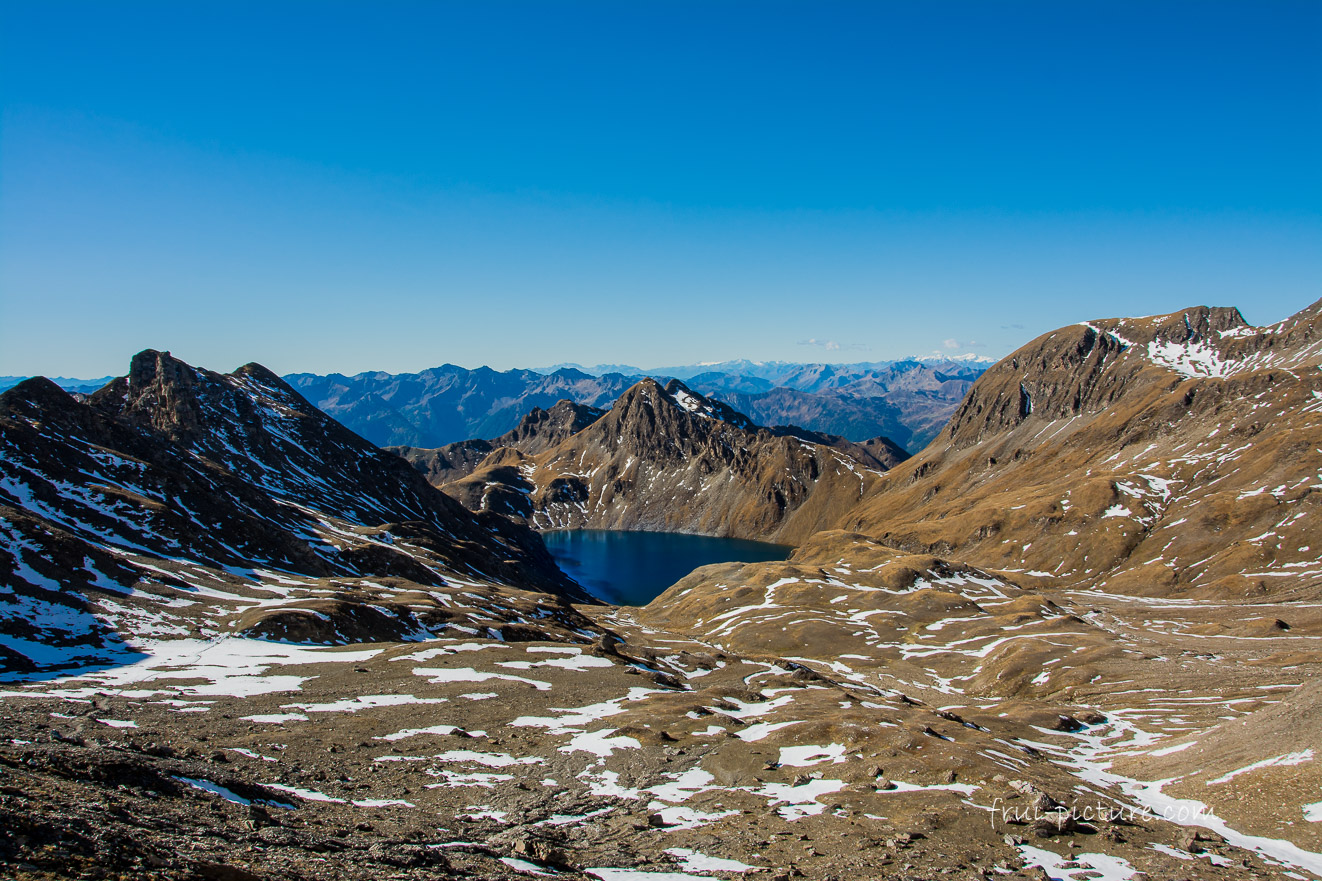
(541, 529), (794, 606)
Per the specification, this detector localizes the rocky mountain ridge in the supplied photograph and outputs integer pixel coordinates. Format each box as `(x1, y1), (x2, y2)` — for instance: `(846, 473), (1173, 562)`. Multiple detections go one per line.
(390, 399), (608, 487)
(419, 379), (909, 546)
(0, 349), (587, 674)
(826, 301), (1322, 597)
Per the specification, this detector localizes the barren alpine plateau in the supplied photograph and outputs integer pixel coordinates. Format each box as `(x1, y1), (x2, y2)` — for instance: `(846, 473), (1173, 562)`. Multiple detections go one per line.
(4, 298), (1322, 881)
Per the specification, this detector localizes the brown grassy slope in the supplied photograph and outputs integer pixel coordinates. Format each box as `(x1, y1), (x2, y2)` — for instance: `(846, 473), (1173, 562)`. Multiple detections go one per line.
(832, 300), (1322, 598)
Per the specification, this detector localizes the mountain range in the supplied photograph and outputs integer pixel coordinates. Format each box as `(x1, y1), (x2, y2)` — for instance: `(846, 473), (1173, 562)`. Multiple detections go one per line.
(529, 355), (995, 381)
(284, 356), (988, 453)
(2, 303), (1322, 879)
(396, 378), (910, 545)
(0, 375), (116, 394)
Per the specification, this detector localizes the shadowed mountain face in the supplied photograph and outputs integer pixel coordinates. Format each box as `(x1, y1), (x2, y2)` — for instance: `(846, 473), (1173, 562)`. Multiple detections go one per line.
(286, 359), (988, 452)
(422, 379), (909, 545)
(390, 399), (608, 488)
(0, 350), (586, 674)
(489, 399), (607, 455)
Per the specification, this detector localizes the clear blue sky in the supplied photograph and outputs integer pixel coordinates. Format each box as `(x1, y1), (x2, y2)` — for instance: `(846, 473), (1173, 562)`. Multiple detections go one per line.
(2, 1), (1319, 377)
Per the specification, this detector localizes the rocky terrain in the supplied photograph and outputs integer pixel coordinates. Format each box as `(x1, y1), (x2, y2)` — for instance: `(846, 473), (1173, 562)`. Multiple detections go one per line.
(285, 358), (987, 453)
(414, 379), (908, 546)
(646, 298), (1322, 875)
(2, 303), (1322, 880)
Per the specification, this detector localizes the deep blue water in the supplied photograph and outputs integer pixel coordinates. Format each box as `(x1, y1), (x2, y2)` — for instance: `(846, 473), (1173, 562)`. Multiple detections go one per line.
(542, 529), (793, 606)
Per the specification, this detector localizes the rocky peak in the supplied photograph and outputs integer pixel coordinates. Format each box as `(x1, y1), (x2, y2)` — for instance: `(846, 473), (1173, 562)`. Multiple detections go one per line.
(0, 376), (78, 417)
(433, 375), (906, 544)
(0, 350), (595, 686)
(942, 323), (1132, 447)
(941, 304), (1263, 449)
(495, 400), (605, 455)
(232, 361), (294, 390)
(22, 349), (580, 597)
(595, 379), (755, 462)
(93, 351), (318, 477)
(614, 377), (754, 427)
(661, 378), (757, 429)
(97, 349), (209, 444)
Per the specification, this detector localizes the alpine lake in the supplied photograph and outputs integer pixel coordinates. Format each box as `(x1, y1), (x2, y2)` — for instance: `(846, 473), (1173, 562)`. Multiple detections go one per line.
(541, 529), (793, 606)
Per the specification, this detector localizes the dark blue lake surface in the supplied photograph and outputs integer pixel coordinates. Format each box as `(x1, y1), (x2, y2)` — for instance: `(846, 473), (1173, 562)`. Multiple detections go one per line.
(542, 530), (793, 606)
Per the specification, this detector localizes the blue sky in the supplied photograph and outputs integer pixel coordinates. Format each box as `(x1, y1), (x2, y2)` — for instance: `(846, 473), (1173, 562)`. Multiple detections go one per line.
(2, 1), (1319, 377)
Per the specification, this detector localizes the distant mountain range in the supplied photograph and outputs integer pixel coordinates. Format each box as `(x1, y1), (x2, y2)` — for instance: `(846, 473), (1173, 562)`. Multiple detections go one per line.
(530, 354), (995, 379)
(285, 357), (988, 453)
(0, 375), (115, 394)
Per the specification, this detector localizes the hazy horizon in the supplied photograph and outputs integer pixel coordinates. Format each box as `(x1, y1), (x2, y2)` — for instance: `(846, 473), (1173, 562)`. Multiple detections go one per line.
(1, 295), (1317, 383)
(1, 349), (1005, 387)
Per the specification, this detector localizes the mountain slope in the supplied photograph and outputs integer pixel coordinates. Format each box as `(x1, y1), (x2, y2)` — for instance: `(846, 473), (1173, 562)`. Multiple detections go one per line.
(635, 301), (1322, 867)
(438, 379), (905, 545)
(829, 301), (1322, 597)
(5, 340), (1322, 879)
(0, 350), (586, 673)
